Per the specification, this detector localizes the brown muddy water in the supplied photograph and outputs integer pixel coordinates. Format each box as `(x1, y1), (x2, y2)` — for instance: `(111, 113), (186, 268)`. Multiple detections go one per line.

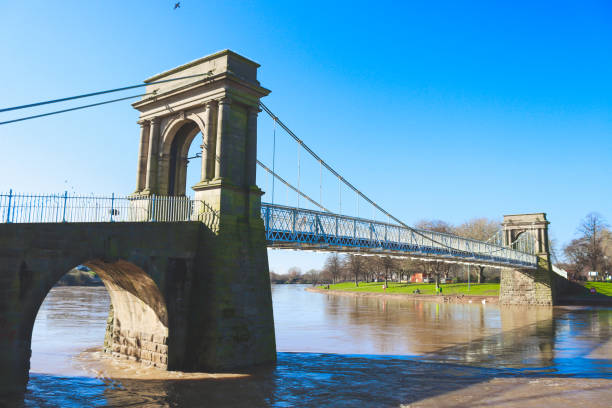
(26, 284), (612, 407)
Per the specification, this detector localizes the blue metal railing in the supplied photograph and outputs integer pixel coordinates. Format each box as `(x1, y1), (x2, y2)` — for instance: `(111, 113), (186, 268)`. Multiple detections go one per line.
(0, 191), (210, 224)
(261, 203), (538, 269)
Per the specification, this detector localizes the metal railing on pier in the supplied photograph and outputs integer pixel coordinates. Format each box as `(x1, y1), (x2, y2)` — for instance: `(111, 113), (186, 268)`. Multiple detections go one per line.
(0, 191), (218, 229)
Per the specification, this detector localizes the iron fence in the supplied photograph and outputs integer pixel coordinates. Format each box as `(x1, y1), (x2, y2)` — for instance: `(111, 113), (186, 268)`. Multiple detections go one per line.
(0, 190), (217, 226)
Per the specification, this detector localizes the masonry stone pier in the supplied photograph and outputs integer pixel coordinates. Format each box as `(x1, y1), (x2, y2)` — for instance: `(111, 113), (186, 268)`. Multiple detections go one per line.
(499, 213), (556, 305)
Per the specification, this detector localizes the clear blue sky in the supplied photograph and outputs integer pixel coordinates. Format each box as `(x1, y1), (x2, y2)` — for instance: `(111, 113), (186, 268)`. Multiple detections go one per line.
(1, 1), (610, 273)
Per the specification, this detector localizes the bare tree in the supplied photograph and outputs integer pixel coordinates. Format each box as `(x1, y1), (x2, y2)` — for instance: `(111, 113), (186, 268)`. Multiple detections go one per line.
(454, 217), (500, 241)
(426, 261), (452, 288)
(287, 267), (302, 283)
(579, 213), (609, 272)
(564, 213), (610, 277)
(346, 254), (364, 286)
(414, 220), (455, 288)
(304, 269), (321, 285)
(476, 265), (485, 283)
(454, 217), (500, 283)
(416, 219), (454, 235)
(380, 256), (396, 287)
(359, 256), (378, 282)
(324, 253), (343, 284)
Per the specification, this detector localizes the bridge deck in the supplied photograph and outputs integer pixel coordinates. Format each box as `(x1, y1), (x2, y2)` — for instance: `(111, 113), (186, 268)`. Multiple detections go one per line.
(262, 204), (537, 269)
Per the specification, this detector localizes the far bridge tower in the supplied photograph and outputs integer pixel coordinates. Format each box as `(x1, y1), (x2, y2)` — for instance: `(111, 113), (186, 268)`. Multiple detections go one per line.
(499, 213), (555, 305)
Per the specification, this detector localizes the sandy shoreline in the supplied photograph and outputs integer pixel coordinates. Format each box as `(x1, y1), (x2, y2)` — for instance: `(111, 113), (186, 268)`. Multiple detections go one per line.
(72, 348), (251, 381)
(401, 377), (612, 408)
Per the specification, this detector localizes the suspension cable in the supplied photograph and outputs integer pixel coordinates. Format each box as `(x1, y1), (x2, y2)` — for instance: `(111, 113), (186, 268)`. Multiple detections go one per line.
(271, 118), (277, 205)
(0, 93), (153, 126)
(260, 102), (409, 229)
(257, 160), (330, 212)
(297, 143), (301, 208)
(319, 160), (323, 205)
(338, 176), (342, 214)
(0, 72), (213, 113)
(259, 102), (534, 256)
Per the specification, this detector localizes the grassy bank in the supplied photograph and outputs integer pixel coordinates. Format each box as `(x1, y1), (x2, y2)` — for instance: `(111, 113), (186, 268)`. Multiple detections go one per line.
(320, 281), (612, 298)
(584, 282), (612, 296)
(320, 282), (500, 296)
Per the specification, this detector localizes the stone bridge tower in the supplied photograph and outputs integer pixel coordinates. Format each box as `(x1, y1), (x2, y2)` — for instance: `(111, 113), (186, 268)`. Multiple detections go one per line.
(129, 50), (276, 370)
(132, 49), (267, 217)
(499, 213), (555, 305)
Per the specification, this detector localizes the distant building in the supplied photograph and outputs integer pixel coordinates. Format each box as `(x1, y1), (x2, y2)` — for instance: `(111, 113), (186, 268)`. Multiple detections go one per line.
(410, 273), (424, 283)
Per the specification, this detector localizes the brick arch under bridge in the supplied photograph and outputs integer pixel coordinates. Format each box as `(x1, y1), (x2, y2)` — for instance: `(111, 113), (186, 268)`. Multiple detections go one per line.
(0, 221), (276, 397)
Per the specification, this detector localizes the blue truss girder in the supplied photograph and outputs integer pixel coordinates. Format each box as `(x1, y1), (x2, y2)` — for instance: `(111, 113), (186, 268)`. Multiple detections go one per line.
(261, 203), (538, 269)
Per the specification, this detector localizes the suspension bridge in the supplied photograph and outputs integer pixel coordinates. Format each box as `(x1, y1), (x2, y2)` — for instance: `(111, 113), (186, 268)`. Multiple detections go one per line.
(0, 50), (557, 397)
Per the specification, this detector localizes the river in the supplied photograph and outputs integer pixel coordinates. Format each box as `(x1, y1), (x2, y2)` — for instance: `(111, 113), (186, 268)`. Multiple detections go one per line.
(27, 284), (612, 407)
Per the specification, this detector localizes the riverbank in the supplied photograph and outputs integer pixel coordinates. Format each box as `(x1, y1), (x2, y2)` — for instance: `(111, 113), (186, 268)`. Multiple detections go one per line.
(317, 282), (500, 295)
(307, 287), (499, 304)
(55, 269), (103, 286)
(308, 281), (612, 305)
(400, 377), (612, 408)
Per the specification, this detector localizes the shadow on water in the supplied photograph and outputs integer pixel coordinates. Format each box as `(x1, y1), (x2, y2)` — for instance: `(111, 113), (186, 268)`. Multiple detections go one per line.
(418, 306), (612, 377)
(22, 354), (522, 408)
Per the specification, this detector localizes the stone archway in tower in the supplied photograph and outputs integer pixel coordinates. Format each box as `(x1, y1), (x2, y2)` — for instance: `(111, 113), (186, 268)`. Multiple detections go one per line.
(159, 117), (205, 197)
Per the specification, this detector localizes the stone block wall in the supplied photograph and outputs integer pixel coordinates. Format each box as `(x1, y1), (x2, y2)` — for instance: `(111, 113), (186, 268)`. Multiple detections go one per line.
(103, 304), (168, 368)
(499, 264), (554, 305)
(108, 328), (168, 368)
(103, 303), (114, 352)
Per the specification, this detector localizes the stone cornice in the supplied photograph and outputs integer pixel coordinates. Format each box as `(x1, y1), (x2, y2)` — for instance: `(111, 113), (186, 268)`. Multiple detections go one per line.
(132, 72), (270, 111)
(204, 99), (218, 108)
(217, 96), (231, 105)
(145, 49), (261, 83)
